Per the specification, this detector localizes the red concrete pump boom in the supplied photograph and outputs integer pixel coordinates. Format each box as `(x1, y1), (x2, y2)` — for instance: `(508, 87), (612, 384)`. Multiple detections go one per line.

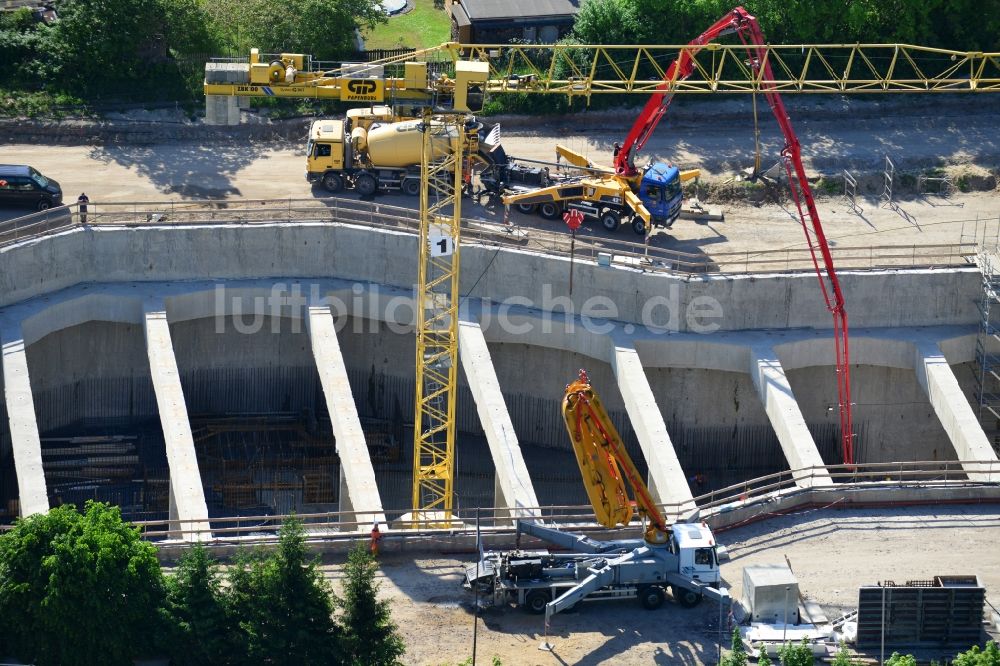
(613, 10), (751, 177)
(617, 7), (854, 463)
(735, 9), (854, 463)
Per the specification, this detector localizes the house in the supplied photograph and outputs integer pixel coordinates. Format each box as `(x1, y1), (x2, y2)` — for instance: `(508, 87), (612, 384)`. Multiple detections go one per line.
(450, 0), (581, 44)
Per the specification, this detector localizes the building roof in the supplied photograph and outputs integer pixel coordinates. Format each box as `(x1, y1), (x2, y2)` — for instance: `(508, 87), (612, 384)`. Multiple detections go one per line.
(460, 0), (581, 21)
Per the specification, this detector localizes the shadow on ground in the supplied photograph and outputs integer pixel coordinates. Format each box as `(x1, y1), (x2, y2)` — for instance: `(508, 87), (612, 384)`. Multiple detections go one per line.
(88, 142), (272, 199)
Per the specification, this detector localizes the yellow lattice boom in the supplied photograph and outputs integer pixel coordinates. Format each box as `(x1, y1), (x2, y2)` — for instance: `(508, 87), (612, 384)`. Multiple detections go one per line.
(411, 114), (473, 526)
(205, 43), (1000, 102)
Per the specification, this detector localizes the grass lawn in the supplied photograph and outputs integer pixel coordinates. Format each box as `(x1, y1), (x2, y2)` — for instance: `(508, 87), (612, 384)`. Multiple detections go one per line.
(363, 0), (451, 50)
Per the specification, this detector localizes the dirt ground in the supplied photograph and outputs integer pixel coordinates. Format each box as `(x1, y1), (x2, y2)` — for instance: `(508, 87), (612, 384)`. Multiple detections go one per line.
(318, 505), (1000, 666)
(2, 96), (998, 258)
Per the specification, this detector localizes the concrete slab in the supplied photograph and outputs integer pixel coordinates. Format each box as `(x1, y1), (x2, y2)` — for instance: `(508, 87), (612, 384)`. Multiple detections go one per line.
(0, 324), (48, 516)
(458, 319), (540, 520)
(749, 346), (834, 487)
(142, 302), (211, 540)
(914, 340), (999, 480)
(610, 341), (697, 517)
(306, 303), (387, 530)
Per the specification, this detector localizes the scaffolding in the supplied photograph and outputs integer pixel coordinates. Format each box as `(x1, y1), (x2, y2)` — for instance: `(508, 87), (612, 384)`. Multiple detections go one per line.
(973, 251), (1000, 453)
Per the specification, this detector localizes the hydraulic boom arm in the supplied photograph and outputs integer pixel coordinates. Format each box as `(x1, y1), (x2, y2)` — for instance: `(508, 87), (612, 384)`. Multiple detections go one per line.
(562, 370), (669, 544)
(613, 8), (751, 177)
(735, 11), (854, 463)
(615, 6), (854, 463)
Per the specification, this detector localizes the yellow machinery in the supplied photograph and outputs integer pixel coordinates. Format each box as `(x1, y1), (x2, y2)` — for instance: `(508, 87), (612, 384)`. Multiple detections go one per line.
(306, 109), (483, 196)
(562, 370), (670, 545)
(206, 44), (1000, 102)
(502, 144), (703, 234)
(204, 36), (1000, 526)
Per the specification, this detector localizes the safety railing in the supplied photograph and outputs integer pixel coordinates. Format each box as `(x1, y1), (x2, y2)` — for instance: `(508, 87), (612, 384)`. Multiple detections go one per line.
(130, 458), (1000, 543)
(0, 197), (981, 276)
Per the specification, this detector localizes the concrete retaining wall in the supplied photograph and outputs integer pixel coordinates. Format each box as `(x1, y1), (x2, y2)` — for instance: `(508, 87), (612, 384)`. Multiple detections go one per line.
(0, 224), (982, 331)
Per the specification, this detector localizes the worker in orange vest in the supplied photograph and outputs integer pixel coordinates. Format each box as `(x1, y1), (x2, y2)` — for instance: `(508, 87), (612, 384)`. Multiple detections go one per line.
(369, 522), (382, 557)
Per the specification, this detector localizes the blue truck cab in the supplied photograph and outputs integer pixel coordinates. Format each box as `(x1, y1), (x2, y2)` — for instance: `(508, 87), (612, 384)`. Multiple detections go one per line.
(639, 163), (683, 228)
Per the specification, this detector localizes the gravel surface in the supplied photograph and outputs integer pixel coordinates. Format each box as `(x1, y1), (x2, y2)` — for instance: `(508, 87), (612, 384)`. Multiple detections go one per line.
(317, 505), (1000, 665)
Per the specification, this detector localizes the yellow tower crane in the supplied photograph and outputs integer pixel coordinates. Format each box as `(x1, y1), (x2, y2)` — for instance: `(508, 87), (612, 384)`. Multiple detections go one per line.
(204, 27), (1000, 527)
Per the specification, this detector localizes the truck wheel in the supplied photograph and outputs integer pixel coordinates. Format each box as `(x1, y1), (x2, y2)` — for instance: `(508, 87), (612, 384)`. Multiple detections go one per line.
(539, 202), (562, 220)
(515, 203), (537, 215)
(600, 210), (620, 231)
(639, 586), (666, 611)
(524, 590), (550, 615)
(355, 173), (378, 197)
(322, 173), (343, 193)
(673, 586), (703, 609)
(402, 179), (420, 196)
(632, 217), (647, 235)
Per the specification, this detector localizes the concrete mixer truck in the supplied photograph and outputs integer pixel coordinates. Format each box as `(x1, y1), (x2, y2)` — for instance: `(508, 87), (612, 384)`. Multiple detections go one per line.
(305, 106), (495, 196)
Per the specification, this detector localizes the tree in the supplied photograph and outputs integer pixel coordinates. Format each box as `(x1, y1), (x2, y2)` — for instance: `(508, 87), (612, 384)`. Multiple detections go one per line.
(164, 544), (236, 665)
(0, 502), (167, 666)
(885, 654), (917, 666)
(205, 0), (386, 60)
(338, 543), (406, 666)
(225, 517), (343, 664)
(777, 639), (814, 666)
(953, 642), (1000, 666)
(572, 0), (642, 45)
(758, 651), (773, 666)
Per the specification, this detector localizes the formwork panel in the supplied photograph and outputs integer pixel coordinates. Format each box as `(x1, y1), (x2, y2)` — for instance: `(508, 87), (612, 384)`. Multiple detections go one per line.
(856, 577), (986, 648)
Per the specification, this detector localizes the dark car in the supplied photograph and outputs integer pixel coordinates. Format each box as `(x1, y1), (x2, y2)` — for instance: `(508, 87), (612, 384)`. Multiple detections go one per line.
(0, 165), (62, 211)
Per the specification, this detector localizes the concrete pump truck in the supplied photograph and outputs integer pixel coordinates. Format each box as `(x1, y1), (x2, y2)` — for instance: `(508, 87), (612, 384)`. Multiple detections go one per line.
(465, 370), (729, 622)
(496, 9), (766, 236)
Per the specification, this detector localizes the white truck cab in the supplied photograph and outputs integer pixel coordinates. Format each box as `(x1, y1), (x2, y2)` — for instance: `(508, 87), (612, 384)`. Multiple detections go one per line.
(673, 522), (726, 584)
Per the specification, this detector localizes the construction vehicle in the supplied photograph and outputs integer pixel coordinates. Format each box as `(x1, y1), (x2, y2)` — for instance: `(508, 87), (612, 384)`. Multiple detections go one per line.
(500, 144), (700, 235)
(204, 10), (1000, 519)
(496, 8), (780, 236)
(306, 106), (500, 196)
(465, 371), (729, 621)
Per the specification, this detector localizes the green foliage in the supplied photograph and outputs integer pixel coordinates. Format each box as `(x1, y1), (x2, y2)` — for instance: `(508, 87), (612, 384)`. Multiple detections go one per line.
(164, 544), (237, 665)
(226, 517), (343, 664)
(338, 543), (406, 666)
(0, 88), (89, 118)
(831, 642), (857, 666)
(758, 651), (772, 666)
(953, 641), (1000, 666)
(577, 0), (999, 60)
(885, 653), (917, 666)
(573, 0), (642, 45)
(777, 639), (814, 666)
(718, 627), (747, 666)
(0, 502), (166, 666)
(205, 0), (386, 59)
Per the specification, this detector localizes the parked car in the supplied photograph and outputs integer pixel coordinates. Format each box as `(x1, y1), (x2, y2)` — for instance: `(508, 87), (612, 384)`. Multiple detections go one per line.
(0, 165), (62, 211)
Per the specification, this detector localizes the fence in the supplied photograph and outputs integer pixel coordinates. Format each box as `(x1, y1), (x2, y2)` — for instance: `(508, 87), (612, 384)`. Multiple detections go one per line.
(0, 197), (981, 276)
(126, 458), (1000, 542)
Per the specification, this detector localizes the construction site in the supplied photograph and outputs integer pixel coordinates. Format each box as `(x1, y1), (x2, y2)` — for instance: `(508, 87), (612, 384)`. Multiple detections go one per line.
(2, 6), (1000, 664)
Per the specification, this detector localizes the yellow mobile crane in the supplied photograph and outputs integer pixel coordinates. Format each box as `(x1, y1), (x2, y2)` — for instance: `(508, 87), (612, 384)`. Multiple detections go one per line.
(466, 370), (728, 619)
(205, 26), (1000, 526)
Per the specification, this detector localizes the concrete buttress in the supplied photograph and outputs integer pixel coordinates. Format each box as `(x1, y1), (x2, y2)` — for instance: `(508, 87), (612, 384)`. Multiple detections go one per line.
(914, 340), (999, 480)
(458, 319), (540, 520)
(142, 301), (211, 539)
(610, 341), (697, 518)
(0, 323), (48, 516)
(748, 345), (834, 487)
(306, 304), (387, 530)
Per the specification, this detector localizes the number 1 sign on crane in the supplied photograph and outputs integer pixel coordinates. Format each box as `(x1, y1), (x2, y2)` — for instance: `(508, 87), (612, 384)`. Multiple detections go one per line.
(429, 223), (455, 257)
